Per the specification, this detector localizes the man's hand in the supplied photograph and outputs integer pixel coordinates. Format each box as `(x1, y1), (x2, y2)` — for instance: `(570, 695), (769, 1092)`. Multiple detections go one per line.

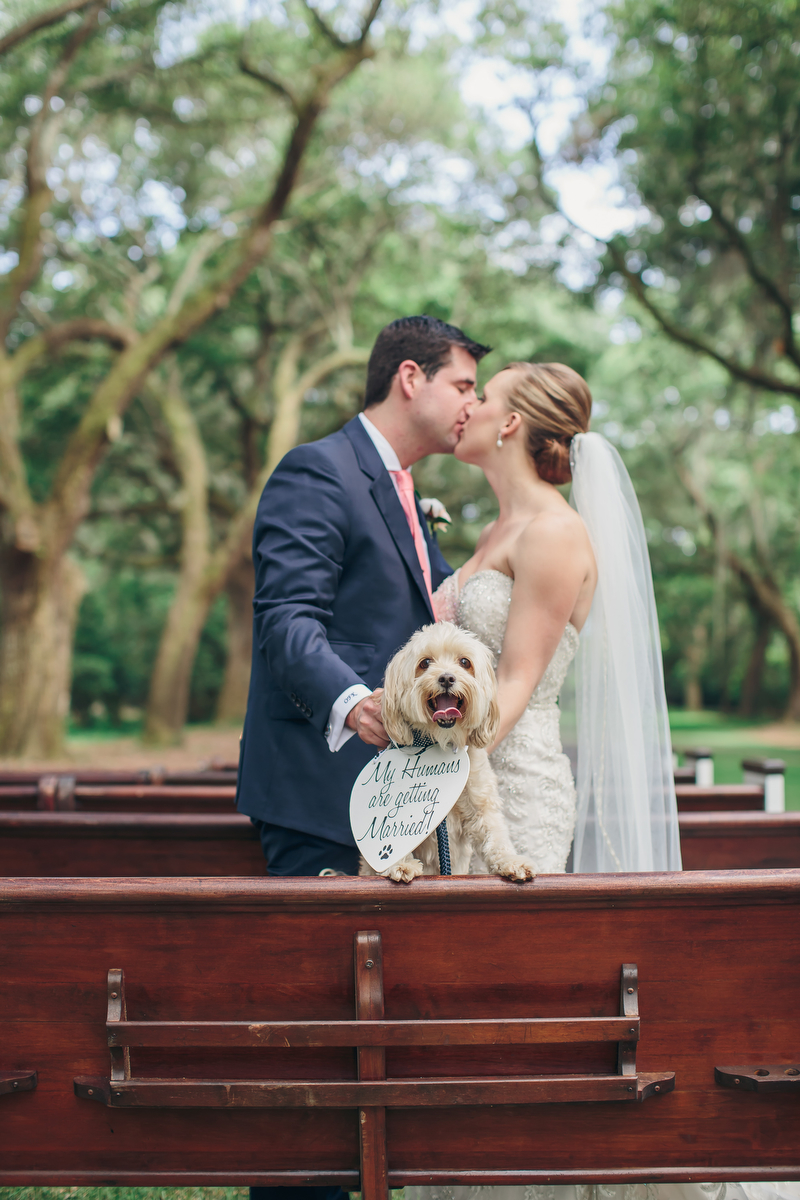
(347, 688), (389, 748)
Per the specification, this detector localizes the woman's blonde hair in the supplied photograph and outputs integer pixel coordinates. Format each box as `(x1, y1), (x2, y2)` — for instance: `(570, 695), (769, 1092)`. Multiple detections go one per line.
(504, 362), (592, 484)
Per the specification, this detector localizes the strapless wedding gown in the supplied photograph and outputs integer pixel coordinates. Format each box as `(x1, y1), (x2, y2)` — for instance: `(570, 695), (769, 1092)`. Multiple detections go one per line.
(435, 568), (578, 872)
(410, 569), (797, 1200)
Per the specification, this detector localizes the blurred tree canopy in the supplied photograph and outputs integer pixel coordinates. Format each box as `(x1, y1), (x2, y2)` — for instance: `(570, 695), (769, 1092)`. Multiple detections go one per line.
(0, 0), (798, 754)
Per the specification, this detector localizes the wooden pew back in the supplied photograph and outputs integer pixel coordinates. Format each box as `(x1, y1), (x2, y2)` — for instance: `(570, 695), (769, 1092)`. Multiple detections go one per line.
(1, 873), (798, 1190)
(679, 812), (800, 870)
(0, 812), (262, 876)
(1, 810), (798, 876)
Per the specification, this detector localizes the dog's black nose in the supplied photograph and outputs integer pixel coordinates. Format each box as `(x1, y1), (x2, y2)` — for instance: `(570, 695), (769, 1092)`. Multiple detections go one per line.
(438, 673), (456, 688)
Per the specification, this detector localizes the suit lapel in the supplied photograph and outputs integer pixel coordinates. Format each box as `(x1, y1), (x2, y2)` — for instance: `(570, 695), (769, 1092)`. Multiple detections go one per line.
(344, 418), (436, 621)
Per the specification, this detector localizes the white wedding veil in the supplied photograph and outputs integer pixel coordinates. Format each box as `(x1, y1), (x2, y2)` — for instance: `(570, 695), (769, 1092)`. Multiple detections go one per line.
(568, 432), (682, 873)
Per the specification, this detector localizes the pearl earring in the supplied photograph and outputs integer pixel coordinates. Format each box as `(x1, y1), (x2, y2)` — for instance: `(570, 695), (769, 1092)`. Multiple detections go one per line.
(496, 432), (503, 448)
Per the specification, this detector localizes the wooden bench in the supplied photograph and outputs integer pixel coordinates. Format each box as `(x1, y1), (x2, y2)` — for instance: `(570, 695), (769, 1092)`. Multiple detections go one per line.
(0, 873), (798, 1192)
(679, 812), (800, 870)
(675, 785), (765, 812)
(673, 756), (786, 812)
(0, 812), (262, 876)
(2, 811), (799, 876)
(0, 778), (773, 816)
(0, 780), (237, 812)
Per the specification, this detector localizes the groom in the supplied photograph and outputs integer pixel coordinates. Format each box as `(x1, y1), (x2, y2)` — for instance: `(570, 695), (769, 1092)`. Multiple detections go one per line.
(236, 316), (490, 884)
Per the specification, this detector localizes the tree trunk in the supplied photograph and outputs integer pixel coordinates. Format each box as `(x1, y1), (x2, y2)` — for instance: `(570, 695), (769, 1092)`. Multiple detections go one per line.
(727, 554), (800, 722)
(143, 576), (216, 745)
(0, 18), (382, 757)
(142, 343), (370, 744)
(738, 614), (772, 717)
(142, 370), (211, 745)
(682, 621), (707, 711)
(0, 547), (86, 757)
(216, 551), (254, 724)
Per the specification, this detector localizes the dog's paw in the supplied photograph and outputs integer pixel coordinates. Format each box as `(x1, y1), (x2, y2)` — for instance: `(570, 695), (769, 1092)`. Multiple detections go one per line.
(495, 855), (537, 882)
(384, 856), (424, 883)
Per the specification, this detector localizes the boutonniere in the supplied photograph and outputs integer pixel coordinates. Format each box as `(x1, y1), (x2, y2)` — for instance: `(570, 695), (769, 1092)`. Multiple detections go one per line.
(417, 495), (452, 535)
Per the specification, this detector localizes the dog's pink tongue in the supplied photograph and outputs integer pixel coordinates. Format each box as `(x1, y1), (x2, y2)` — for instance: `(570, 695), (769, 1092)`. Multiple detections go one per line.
(432, 695), (462, 723)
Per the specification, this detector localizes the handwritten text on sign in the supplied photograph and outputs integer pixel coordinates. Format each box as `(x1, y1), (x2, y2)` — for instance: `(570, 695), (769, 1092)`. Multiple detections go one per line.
(350, 743), (470, 872)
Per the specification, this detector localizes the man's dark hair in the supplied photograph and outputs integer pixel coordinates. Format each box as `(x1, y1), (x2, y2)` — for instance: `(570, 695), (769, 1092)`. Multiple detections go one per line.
(363, 315), (491, 409)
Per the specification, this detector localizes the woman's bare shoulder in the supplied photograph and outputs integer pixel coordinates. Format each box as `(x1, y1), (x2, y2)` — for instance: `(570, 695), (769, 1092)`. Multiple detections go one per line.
(474, 519), (497, 551)
(518, 505), (587, 550)
(509, 505), (594, 578)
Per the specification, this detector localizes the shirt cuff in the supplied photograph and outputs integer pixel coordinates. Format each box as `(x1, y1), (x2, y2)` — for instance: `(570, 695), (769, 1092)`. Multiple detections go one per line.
(326, 684), (373, 752)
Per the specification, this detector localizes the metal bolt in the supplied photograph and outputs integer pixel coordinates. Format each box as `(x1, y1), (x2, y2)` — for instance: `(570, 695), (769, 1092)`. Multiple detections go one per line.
(629, 1027), (636, 1034)
(654, 1085), (660, 1092)
(627, 1086), (633, 1092)
(734, 1078), (740, 1085)
(87, 1088), (94, 1095)
(365, 960), (374, 969)
(114, 1091), (121, 1097)
(627, 987), (634, 994)
(12, 1081), (18, 1089)
(110, 992), (118, 998)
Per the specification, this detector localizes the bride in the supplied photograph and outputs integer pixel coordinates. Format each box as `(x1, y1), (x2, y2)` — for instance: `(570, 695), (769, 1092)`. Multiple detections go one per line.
(432, 359), (680, 877)
(415, 361), (793, 1200)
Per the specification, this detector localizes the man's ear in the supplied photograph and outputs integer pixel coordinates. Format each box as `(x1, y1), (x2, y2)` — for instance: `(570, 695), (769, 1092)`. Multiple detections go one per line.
(397, 359), (422, 400)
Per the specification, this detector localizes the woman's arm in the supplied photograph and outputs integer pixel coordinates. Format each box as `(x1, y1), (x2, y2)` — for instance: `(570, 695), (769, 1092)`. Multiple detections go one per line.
(491, 513), (591, 751)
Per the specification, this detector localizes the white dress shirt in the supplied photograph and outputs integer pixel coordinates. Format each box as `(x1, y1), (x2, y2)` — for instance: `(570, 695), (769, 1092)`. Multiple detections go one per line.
(325, 413), (430, 751)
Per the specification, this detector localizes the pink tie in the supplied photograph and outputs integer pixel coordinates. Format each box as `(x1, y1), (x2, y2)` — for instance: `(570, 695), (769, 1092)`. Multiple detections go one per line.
(390, 469), (433, 607)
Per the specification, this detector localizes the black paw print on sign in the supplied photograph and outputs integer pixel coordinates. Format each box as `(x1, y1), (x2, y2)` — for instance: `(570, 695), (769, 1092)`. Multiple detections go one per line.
(379, 844), (392, 860)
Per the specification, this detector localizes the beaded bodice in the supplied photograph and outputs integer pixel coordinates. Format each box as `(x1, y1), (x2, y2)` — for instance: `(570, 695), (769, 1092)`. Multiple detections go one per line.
(433, 568), (579, 707)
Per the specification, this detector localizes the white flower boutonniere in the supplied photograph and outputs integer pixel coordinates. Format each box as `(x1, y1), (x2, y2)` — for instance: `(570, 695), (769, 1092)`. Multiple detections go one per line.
(418, 496), (452, 535)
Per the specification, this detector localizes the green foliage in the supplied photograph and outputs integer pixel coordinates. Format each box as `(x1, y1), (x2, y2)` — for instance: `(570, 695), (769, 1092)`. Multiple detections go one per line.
(1, 0), (797, 735)
(585, 0), (800, 395)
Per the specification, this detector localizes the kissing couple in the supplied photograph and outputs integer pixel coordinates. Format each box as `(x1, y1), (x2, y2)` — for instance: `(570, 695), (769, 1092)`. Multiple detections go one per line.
(236, 313), (682, 884)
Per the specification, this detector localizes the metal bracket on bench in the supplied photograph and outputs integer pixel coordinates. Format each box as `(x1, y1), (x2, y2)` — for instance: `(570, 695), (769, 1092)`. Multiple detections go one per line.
(0, 1070), (37, 1097)
(716, 1065), (800, 1093)
(74, 939), (673, 1109)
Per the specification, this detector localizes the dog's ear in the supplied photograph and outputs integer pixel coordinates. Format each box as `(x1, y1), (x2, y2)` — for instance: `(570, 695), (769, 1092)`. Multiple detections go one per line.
(470, 648), (501, 749)
(381, 650), (414, 747)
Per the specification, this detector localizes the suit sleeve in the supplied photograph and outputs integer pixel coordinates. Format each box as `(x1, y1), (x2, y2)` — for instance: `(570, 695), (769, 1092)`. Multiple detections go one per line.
(252, 444), (366, 737)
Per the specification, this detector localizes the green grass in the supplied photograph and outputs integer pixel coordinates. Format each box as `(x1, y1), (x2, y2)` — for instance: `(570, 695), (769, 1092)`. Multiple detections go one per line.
(669, 709), (800, 811)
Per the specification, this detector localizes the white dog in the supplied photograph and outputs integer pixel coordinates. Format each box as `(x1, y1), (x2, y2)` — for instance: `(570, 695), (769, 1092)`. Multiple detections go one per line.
(359, 622), (537, 884)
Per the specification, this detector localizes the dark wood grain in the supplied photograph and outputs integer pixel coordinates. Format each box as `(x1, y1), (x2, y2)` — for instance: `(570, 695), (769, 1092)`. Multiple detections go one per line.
(73, 1072), (674, 1107)
(679, 812), (800, 869)
(2, 869), (798, 908)
(1, 810), (797, 877)
(675, 785), (764, 812)
(2, 872), (799, 1184)
(109, 1016), (639, 1048)
(0, 812), (263, 876)
(355, 931), (389, 1200)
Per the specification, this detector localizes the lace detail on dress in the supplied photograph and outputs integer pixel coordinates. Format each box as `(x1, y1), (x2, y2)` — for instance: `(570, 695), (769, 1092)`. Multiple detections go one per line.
(453, 569), (579, 874)
(432, 570), (460, 623)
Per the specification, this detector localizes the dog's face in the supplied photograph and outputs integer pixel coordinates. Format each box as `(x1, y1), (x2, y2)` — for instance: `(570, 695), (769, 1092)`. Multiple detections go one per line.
(381, 622), (500, 750)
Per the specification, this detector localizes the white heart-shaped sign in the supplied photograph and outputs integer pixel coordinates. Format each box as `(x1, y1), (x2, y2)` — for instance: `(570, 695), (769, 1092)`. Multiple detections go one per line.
(350, 742), (470, 872)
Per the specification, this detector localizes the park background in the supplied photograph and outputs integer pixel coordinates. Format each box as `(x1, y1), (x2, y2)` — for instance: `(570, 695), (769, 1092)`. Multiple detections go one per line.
(0, 0), (798, 812)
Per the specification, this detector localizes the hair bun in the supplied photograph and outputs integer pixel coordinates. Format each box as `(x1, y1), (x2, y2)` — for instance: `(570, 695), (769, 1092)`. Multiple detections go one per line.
(534, 438), (572, 485)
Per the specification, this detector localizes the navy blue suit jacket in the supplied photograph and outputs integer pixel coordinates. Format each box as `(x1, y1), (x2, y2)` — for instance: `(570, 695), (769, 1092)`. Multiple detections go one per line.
(236, 416), (452, 846)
